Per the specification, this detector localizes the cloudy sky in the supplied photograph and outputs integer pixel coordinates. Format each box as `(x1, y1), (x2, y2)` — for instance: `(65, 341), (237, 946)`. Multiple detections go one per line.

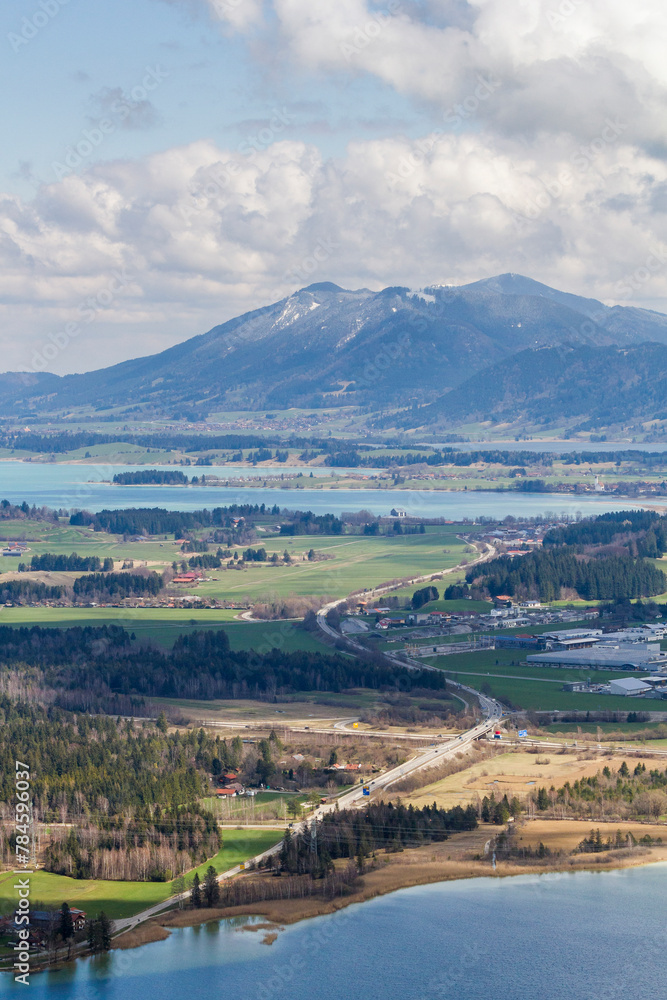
(2, 0), (667, 373)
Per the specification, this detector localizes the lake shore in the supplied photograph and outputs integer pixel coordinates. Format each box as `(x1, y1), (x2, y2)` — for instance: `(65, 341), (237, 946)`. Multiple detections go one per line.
(112, 822), (667, 952)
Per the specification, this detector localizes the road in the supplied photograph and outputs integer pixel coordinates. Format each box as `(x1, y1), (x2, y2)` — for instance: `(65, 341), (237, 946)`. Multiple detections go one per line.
(352, 536), (496, 602)
(111, 541), (502, 939)
(484, 736), (667, 757)
(328, 715), (500, 807)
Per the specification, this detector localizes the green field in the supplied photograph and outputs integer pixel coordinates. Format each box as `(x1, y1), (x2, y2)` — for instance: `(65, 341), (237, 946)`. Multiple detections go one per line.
(191, 526), (471, 602)
(0, 521), (471, 604)
(423, 648), (659, 712)
(0, 607), (331, 653)
(0, 830), (281, 921)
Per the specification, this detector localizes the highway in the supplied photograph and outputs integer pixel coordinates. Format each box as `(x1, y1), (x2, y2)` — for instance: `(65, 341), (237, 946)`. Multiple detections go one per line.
(112, 547), (503, 939)
(482, 735), (667, 758)
(329, 716), (500, 807)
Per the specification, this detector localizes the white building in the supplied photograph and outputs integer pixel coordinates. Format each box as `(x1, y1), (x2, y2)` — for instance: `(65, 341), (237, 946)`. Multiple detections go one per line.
(608, 677), (653, 697)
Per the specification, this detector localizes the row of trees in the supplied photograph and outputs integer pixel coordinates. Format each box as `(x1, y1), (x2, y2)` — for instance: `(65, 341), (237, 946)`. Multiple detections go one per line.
(70, 504), (275, 536)
(24, 552), (114, 573)
(112, 470), (190, 485)
(72, 571), (164, 598)
(0, 579), (64, 602)
(44, 815), (220, 882)
(533, 761), (667, 820)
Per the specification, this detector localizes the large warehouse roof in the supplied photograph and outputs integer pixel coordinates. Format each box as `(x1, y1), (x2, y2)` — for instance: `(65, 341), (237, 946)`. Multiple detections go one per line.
(608, 678), (653, 696)
(526, 645), (667, 671)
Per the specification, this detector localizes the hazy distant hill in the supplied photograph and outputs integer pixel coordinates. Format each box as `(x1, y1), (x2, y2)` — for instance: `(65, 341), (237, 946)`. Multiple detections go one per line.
(401, 342), (667, 430)
(3, 274), (667, 419)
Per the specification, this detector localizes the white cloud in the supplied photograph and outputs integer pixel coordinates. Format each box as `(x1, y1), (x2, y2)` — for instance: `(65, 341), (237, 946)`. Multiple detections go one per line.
(198, 0), (665, 152)
(208, 0), (265, 30)
(3, 124), (667, 372)
(161, 0), (266, 31)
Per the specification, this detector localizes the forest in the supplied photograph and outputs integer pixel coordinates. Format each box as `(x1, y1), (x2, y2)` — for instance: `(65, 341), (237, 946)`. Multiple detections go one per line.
(0, 579), (64, 602)
(69, 504), (275, 535)
(25, 553), (114, 573)
(464, 548), (666, 602)
(0, 698), (233, 880)
(112, 470), (190, 485)
(0, 623), (446, 704)
(535, 760), (667, 821)
(271, 801), (478, 878)
(72, 571), (164, 599)
(543, 510), (667, 553)
(460, 511), (667, 602)
(278, 511), (343, 535)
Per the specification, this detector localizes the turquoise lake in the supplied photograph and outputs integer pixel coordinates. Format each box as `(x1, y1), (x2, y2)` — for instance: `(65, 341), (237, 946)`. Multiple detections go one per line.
(2, 866), (665, 999)
(0, 462), (643, 519)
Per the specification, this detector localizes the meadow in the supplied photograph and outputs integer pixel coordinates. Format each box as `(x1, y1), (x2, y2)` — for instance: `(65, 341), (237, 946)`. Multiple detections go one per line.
(0, 520), (471, 604)
(422, 647), (649, 712)
(0, 830), (281, 921)
(0, 608), (331, 655)
(399, 750), (662, 811)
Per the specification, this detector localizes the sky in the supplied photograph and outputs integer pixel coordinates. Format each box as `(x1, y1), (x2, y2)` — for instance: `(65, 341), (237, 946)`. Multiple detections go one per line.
(2, 0), (667, 374)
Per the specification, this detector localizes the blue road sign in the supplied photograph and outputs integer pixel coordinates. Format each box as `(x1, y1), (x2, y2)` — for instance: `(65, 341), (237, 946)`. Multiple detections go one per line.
(362, 787), (370, 796)
(518, 729), (528, 738)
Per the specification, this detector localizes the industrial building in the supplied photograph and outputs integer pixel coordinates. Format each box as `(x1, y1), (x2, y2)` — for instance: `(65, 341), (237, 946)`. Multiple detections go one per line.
(526, 643), (667, 672)
(607, 677), (653, 697)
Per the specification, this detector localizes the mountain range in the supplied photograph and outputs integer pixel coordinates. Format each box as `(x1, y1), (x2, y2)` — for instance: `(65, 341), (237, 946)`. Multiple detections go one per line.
(3, 274), (667, 430)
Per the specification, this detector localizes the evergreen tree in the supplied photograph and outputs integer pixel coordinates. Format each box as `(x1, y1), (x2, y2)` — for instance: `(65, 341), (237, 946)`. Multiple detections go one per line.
(99, 912), (112, 951)
(87, 919), (98, 954)
(203, 866), (220, 907)
(59, 902), (74, 956)
(536, 787), (550, 810)
(190, 872), (202, 908)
